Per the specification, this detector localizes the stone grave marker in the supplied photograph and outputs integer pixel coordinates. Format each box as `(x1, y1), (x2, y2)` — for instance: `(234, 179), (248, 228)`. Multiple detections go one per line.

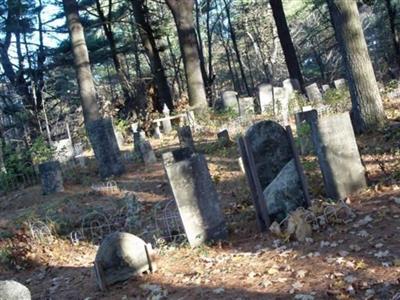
(153, 122), (162, 139)
(305, 83), (322, 104)
(310, 112), (367, 200)
(178, 126), (195, 152)
(138, 140), (157, 164)
(94, 232), (155, 291)
(238, 97), (255, 117)
(334, 78), (347, 89)
(273, 86), (289, 124)
(38, 161), (64, 194)
(295, 109), (318, 155)
(0, 280), (31, 300)
(133, 131), (146, 155)
(221, 90), (239, 113)
(163, 148), (228, 247)
(51, 138), (74, 163)
(217, 129), (231, 147)
(162, 104), (173, 134)
(256, 83), (274, 114)
(322, 84), (330, 93)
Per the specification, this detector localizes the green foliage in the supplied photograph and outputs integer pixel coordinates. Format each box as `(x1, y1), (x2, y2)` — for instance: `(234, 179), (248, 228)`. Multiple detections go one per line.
(322, 87), (351, 113)
(288, 92), (308, 114)
(115, 119), (130, 135)
(29, 137), (55, 164)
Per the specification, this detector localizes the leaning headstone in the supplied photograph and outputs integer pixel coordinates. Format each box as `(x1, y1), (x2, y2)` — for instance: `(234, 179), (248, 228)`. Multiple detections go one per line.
(178, 126), (195, 152)
(263, 159), (305, 222)
(94, 232), (155, 290)
(256, 83), (274, 114)
(238, 97), (255, 117)
(163, 149), (228, 247)
(322, 84), (330, 93)
(0, 280), (31, 300)
(51, 138), (74, 163)
(334, 78), (347, 89)
(273, 87), (289, 124)
(244, 120), (293, 189)
(310, 112), (367, 200)
(217, 129), (231, 147)
(138, 140), (157, 164)
(38, 161), (64, 195)
(221, 91), (239, 113)
(86, 118), (125, 178)
(295, 109), (318, 155)
(162, 104), (173, 134)
(305, 83), (322, 104)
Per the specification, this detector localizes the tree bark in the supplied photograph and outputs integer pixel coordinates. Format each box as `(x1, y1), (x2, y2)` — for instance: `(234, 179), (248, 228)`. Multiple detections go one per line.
(269, 0), (305, 92)
(384, 0), (400, 69)
(327, 0), (386, 133)
(165, 0), (208, 110)
(131, 0), (173, 111)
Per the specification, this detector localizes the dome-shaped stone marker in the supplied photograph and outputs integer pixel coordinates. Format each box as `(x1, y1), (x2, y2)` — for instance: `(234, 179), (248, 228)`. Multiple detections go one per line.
(94, 232), (156, 291)
(0, 280), (31, 300)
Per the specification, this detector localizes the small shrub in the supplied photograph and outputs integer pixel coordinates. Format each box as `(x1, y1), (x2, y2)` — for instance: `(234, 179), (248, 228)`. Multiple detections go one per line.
(322, 87), (351, 113)
(29, 137), (55, 164)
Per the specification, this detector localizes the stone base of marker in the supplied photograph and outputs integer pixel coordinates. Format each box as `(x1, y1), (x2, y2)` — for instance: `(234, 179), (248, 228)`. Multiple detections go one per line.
(38, 161), (64, 195)
(217, 129), (231, 147)
(295, 109), (318, 155)
(163, 149), (228, 247)
(311, 112), (367, 200)
(86, 118), (125, 178)
(94, 232), (155, 291)
(0, 280), (31, 300)
(178, 126), (195, 152)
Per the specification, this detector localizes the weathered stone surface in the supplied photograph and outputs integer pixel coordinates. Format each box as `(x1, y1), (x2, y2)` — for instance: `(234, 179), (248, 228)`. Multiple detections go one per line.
(131, 122), (139, 133)
(163, 149), (227, 247)
(311, 112), (367, 200)
(38, 161), (64, 195)
(244, 120), (293, 189)
(0, 280), (31, 300)
(133, 131), (146, 155)
(114, 130), (124, 149)
(217, 129), (231, 147)
(138, 140), (157, 164)
(305, 83), (322, 104)
(178, 126), (195, 152)
(51, 138), (74, 163)
(295, 109), (318, 155)
(94, 232), (154, 289)
(162, 104), (173, 134)
(238, 97), (255, 116)
(334, 78), (347, 89)
(220, 91), (239, 113)
(86, 118), (125, 178)
(263, 159), (305, 222)
(256, 83), (273, 114)
(322, 84), (330, 92)
(153, 122), (162, 139)
(273, 87), (289, 124)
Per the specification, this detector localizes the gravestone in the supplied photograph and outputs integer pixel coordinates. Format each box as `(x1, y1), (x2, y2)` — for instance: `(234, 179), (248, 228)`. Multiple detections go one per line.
(217, 129), (231, 147)
(244, 121), (293, 189)
(86, 118), (125, 178)
(263, 159), (305, 222)
(162, 104), (173, 134)
(163, 149), (227, 247)
(51, 138), (74, 163)
(0, 280), (31, 300)
(94, 232), (155, 290)
(38, 161), (64, 195)
(273, 87), (289, 124)
(283, 79), (294, 95)
(295, 109), (318, 155)
(221, 91), (239, 113)
(310, 112), (367, 200)
(131, 122), (139, 133)
(334, 78), (347, 89)
(305, 83), (322, 104)
(238, 97), (255, 117)
(322, 84), (330, 93)
(138, 140), (157, 164)
(153, 122), (162, 139)
(133, 131), (146, 155)
(178, 126), (195, 152)
(256, 83), (274, 114)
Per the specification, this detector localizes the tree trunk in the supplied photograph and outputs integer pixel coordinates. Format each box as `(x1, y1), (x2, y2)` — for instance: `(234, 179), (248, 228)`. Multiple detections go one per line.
(165, 0), (208, 110)
(384, 0), (400, 69)
(131, 0), (174, 111)
(269, 0), (305, 92)
(327, 0), (386, 133)
(63, 0), (124, 178)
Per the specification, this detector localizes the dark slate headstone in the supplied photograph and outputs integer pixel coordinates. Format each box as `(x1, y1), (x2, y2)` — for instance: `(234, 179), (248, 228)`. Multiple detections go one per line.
(38, 161), (64, 195)
(163, 149), (227, 247)
(178, 126), (195, 152)
(0, 280), (31, 300)
(310, 112), (367, 200)
(244, 120), (293, 189)
(305, 83), (322, 104)
(138, 140), (157, 164)
(133, 131), (146, 155)
(94, 232), (154, 290)
(295, 109), (318, 155)
(263, 159), (306, 222)
(217, 129), (231, 147)
(86, 118), (125, 178)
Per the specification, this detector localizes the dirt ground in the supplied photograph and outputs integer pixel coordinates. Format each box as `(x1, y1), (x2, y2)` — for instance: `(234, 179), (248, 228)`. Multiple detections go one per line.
(1, 98), (400, 300)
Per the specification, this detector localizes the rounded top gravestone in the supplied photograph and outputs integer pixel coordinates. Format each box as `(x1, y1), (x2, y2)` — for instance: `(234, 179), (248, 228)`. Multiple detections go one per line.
(0, 280), (31, 300)
(244, 120), (293, 189)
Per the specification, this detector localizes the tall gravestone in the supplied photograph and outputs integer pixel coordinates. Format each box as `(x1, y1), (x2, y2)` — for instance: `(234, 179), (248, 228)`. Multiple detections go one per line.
(310, 112), (367, 200)
(322, 84), (330, 93)
(273, 87), (289, 124)
(334, 78), (347, 89)
(238, 97), (255, 117)
(86, 118), (125, 178)
(305, 83), (322, 104)
(295, 109), (318, 155)
(221, 91), (239, 113)
(38, 161), (64, 194)
(163, 149), (228, 247)
(256, 83), (274, 114)
(162, 104), (173, 134)
(178, 126), (195, 152)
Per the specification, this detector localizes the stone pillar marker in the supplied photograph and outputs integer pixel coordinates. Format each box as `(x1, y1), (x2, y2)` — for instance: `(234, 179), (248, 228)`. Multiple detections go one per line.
(154, 122), (162, 139)
(310, 112), (367, 200)
(162, 104), (173, 134)
(305, 83), (322, 104)
(322, 84), (330, 93)
(256, 83), (273, 114)
(178, 126), (195, 152)
(220, 90), (239, 113)
(38, 160), (64, 194)
(334, 78), (347, 89)
(273, 87), (289, 124)
(133, 131), (146, 156)
(295, 109), (318, 155)
(163, 148), (228, 247)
